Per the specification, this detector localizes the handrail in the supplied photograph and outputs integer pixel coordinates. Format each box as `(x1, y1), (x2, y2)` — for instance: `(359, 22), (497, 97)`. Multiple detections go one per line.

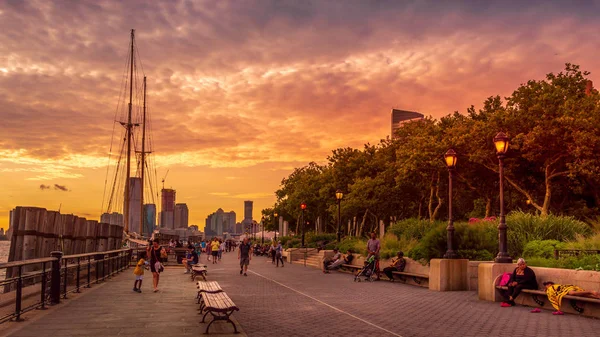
(0, 257), (57, 269)
(63, 248), (131, 259)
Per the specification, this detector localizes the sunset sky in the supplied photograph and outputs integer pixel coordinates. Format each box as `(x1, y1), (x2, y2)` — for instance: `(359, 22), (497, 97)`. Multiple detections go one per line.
(1, 0), (599, 231)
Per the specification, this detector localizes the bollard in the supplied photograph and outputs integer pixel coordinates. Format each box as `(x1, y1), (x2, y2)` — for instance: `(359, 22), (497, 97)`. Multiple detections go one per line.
(50, 251), (63, 305)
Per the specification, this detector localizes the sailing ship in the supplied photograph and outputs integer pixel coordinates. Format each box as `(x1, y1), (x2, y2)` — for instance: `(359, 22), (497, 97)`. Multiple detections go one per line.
(101, 30), (159, 244)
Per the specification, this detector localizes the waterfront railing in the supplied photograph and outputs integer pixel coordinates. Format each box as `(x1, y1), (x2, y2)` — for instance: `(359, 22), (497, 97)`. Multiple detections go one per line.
(0, 248), (131, 323)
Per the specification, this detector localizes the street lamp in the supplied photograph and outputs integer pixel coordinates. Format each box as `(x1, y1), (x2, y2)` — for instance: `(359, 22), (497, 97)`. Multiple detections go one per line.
(335, 190), (343, 243)
(494, 132), (512, 263)
(273, 212), (278, 241)
(261, 216), (265, 244)
(300, 202), (307, 247)
(443, 149), (458, 259)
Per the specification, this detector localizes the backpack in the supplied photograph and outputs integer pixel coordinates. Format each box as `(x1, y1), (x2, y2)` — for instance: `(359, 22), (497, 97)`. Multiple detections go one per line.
(499, 272), (512, 286)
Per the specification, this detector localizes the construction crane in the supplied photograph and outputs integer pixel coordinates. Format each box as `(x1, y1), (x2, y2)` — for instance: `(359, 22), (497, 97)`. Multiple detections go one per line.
(161, 169), (169, 190)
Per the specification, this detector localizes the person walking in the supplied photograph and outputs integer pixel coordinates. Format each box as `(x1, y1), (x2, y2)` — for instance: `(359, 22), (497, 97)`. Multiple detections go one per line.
(211, 238), (220, 264)
(219, 240), (226, 260)
(238, 237), (253, 276)
(133, 251), (148, 293)
(366, 232), (381, 280)
(275, 241), (285, 267)
(147, 238), (166, 292)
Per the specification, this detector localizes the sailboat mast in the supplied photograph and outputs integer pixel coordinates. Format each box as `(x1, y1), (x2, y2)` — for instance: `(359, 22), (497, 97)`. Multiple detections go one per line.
(140, 76), (147, 237)
(124, 29), (135, 233)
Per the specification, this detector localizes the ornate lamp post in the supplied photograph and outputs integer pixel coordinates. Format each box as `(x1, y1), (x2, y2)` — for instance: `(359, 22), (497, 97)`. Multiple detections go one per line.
(300, 202), (307, 247)
(443, 149), (458, 259)
(335, 190), (343, 243)
(261, 216), (265, 244)
(273, 212), (278, 241)
(494, 132), (512, 263)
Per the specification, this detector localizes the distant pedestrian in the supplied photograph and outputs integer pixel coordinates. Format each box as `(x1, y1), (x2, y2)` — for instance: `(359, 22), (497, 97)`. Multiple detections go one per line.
(238, 237), (253, 276)
(366, 232), (381, 280)
(275, 241), (285, 267)
(147, 238), (166, 292)
(211, 238), (220, 264)
(219, 240), (226, 260)
(133, 251), (148, 293)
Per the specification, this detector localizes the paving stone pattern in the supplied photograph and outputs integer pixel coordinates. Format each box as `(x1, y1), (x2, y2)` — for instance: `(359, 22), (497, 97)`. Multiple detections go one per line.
(4, 251), (600, 337)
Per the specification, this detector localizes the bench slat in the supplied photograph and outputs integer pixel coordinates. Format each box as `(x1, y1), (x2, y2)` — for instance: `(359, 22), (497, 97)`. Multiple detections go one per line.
(391, 271), (429, 279)
(495, 286), (600, 304)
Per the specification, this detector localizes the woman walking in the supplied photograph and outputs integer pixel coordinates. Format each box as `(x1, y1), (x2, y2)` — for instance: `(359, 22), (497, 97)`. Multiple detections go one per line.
(147, 238), (166, 292)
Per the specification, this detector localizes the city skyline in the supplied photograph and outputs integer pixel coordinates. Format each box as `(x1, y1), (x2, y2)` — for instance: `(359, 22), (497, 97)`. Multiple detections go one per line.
(1, 1), (600, 230)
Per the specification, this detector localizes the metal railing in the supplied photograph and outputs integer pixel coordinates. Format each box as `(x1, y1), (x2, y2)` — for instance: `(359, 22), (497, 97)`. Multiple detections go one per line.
(554, 249), (600, 259)
(0, 249), (131, 324)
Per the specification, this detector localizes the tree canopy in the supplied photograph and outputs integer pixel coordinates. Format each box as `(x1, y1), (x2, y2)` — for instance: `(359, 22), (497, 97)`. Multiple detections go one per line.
(265, 64), (600, 235)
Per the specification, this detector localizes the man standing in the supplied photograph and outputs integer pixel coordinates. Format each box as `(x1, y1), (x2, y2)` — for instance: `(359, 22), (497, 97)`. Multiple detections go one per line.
(238, 237), (253, 276)
(367, 232), (381, 280)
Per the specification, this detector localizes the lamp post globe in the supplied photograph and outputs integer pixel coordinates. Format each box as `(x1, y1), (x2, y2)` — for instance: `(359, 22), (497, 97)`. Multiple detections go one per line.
(443, 149), (458, 259)
(494, 132), (512, 263)
(335, 190), (343, 243)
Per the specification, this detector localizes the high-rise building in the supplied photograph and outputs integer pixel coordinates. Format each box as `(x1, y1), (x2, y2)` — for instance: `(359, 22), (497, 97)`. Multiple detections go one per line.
(205, 208), (236, 237)
(160, 188), (176, 229)
(244, 201), (253, 221)
(143, 204), (156, 236)
(124, 177), (142, 232)
(391, 109), (424, 139)
(174, 203), (189, 228)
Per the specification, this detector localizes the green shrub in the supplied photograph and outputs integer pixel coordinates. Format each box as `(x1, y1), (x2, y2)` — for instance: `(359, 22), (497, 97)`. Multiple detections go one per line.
(285, 238), (301, 248)
(565, 233), (600, 250)
(457, 249), (494, 261)
(506, 211), (592, 257)
(527, 255), (600, 271)
(278, 236), (293, 246)
(306, 233), (337, 244)
(522, 240), (567, 259)
(408, 222), (498, 263)
(390, 218), (445, 241)
(324, 242), (337, 250)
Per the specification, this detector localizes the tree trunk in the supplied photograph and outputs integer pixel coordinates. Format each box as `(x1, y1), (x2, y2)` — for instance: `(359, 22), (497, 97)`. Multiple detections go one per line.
(431, 172), (443, 222)
(358, 210), (369, 238)
(542, 165), (552, 217)
(485, 197), (492, 218)
(428, 173), (435, 220)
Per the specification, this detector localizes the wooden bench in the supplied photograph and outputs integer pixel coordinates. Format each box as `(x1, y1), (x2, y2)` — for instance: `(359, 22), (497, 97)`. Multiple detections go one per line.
(191, 265), (208, 281)
(196, 281), (223, 305)
(495, 281), (600, 314)
(340, 264), (361, 273)
(200, 292), (240, 334)
(391, 271), (429, 285)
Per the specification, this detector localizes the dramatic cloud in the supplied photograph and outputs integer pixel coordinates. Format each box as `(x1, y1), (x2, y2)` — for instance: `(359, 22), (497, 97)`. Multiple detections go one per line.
(1, 0), (599, 229)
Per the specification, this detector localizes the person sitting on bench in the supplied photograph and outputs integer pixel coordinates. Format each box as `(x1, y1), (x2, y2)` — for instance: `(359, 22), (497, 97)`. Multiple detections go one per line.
(383, 251), (406, 281)
(501, 258), (537, 307)
(543, 281), (600, 315)
(182, 245), (199, 273)
(322, 248), (342, 273)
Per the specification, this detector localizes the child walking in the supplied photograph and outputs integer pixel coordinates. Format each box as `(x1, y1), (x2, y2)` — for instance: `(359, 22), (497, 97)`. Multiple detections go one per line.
(133, 251), (148, 293)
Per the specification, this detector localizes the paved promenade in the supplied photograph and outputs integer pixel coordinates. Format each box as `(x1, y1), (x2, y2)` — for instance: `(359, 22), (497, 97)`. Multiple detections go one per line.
(3, 251), (600, 337)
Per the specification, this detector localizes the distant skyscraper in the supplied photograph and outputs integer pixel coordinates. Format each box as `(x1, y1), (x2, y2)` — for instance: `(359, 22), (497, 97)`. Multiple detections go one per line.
(124, 177), (142, 232)
(143, 204), (156, 236)
(391, 109), (424, 139)
(174, 203), (189, 228)
(244, 201), (253, 221)
(160, 188), (176, 229)
(205, 208), (236, 237)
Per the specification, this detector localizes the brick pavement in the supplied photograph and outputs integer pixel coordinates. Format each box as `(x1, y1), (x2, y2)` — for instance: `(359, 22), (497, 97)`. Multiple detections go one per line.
(209, 251), (600, 337)
(3, 251), (600, 337)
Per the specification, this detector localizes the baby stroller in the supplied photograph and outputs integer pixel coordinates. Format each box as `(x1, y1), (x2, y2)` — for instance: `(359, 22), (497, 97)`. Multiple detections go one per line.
(354, 255), (378, 282)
